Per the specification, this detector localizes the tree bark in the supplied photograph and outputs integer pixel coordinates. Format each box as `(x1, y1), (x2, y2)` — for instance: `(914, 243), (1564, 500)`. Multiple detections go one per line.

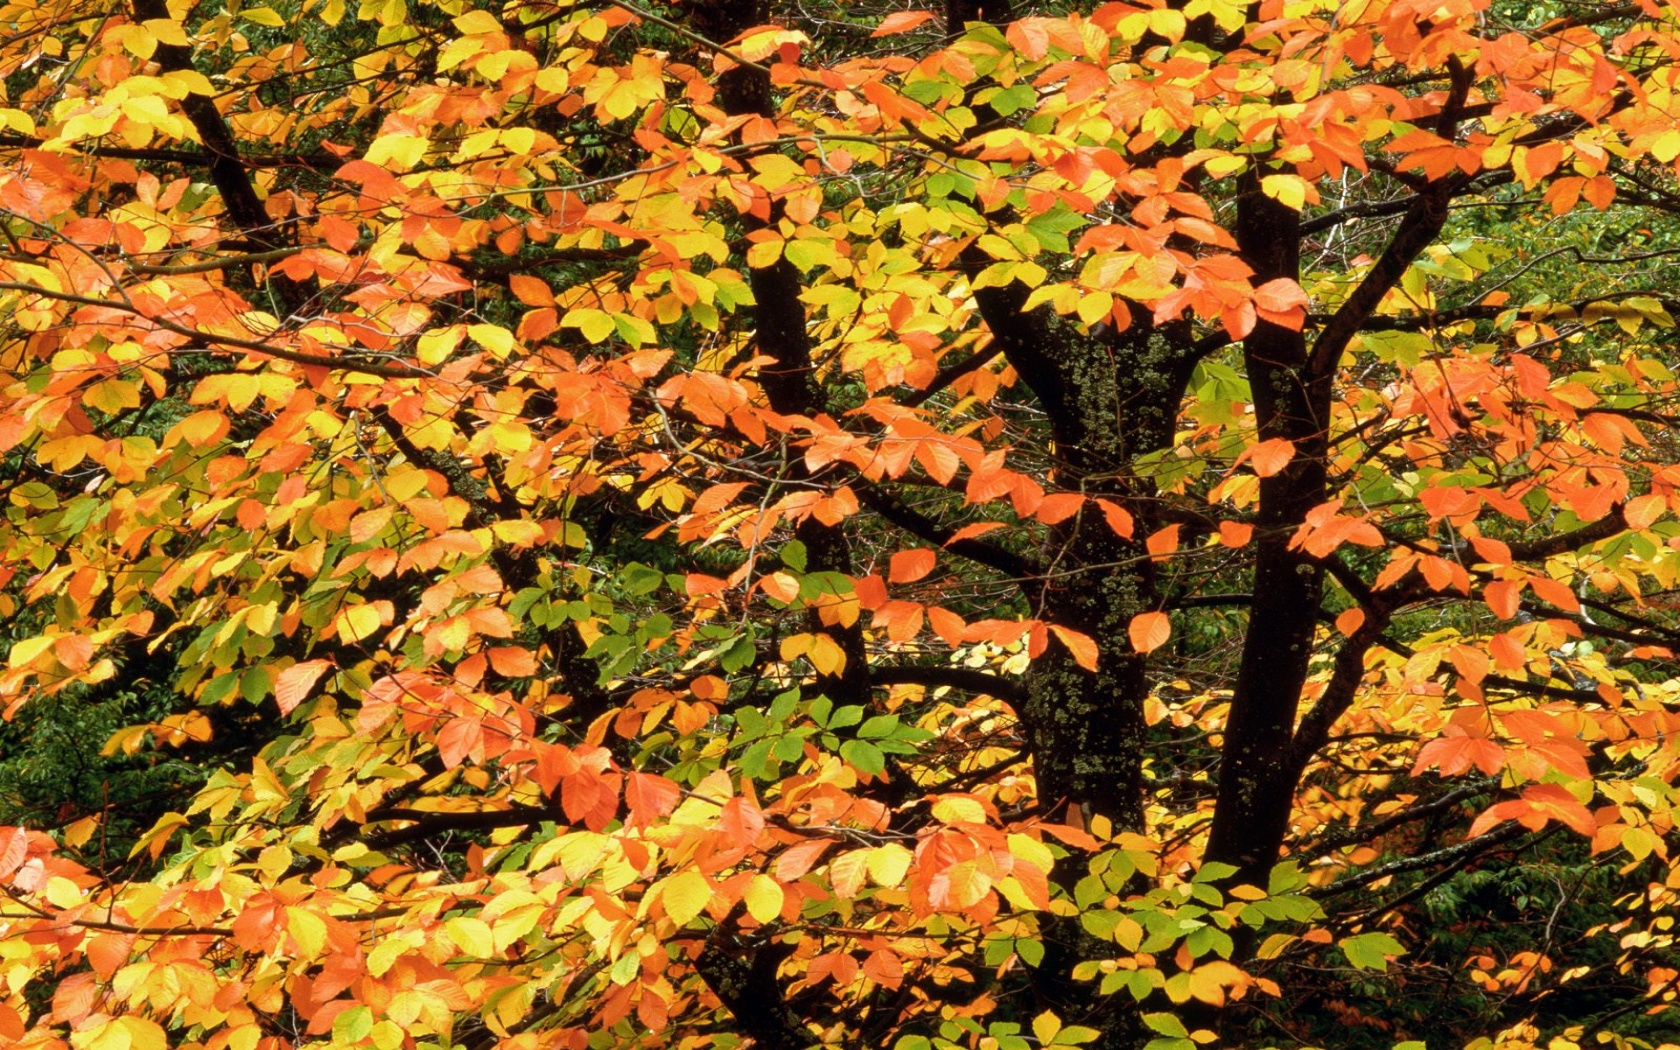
(1203, 177), (1327, 887)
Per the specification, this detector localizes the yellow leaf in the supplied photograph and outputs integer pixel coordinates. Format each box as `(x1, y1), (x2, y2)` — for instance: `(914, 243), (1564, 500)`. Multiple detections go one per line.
(743, 875), (783, 923)
(866, 844), (913, 886)
(660, 869), (713, 926)
(334, 603), (384, 644)
(46, 875), (83, 908)
(446, 916), (495, 957)
(258, 843), (291, 879)
(491, 519), (545, 546)
(931, 796), (987, 824)
(561, 308), (615, 343)
(242, 6), (285, 25)
(1260, 173), (1311, 211)
(123, 1019), (167, 1050)
(830, 849), (868, 898)
(452, 9), (501, 34)
(417, 326), (465, 365)
(142, 18), (189, 44)
(364, 132), (427, 171)
(160, 69), (214, 95)
(1653, 129), (1680, 165)
(468, 323), (516, 357)
(287, 907), (327, 956)
(806, 634), (846, 676)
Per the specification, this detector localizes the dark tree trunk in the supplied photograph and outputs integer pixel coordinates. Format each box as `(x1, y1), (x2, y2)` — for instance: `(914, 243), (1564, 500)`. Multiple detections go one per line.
(1204, 177), (1329, 887)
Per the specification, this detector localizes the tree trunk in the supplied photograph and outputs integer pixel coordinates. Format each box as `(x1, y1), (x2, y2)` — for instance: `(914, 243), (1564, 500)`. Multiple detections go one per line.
(1204, 178), (1329, 887)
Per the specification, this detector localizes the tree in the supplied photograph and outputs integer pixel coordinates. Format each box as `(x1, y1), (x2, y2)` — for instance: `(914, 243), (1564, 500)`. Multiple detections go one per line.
(4, 0), (1680, 1047)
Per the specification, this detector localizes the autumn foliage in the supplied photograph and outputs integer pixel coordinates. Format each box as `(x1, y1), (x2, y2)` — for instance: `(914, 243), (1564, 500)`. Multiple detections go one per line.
(6, 0), (1680, 1048)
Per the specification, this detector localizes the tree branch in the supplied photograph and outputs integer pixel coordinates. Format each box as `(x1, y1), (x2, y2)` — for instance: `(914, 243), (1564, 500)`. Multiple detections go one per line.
(871, 664), (1026, 705)
(1309, 821), (1525, 898)
(854, 485), (1040, 581)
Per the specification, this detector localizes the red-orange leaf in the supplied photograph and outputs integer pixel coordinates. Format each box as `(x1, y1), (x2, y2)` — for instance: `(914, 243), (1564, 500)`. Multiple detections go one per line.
(889, 548), (937, 583)
(872, 10), (935, 35)
(274, 660), (333, 716)
(1240, 438), (1296, 478)
(1095, 498), (1134, 539)
(1048, 624), (1099, 671)
(1128, 611), (1171, 653)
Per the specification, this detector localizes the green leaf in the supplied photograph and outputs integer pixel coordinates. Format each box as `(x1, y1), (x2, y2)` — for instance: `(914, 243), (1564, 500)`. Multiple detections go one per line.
(840, 739), (885, 776)
(780, 540), (808, 572)
(858, 714), (898, 738)
(1016, 937), (1044, 967)
(988, 84), (1036, 116)
(1193, 861), (1237, 883)
(1340, 931), (1406, 972)
(334, 1006), (374, 1044)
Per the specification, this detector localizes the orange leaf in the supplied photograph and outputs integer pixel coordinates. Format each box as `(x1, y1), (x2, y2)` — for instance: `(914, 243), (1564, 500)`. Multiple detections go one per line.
(928, 606), (966, 646)
(1582, 175), (1615, 210)
(1128, 611), (1171, 653)
(1048, 624), (1099, 671)
(689, 675), (728, 701)
(776, 839), (832, 880)
(1217, 521), (1252, 547)
(1035, 493), (1084, 524)
(1252, 277), (1308, 329)
(625, 772), (681, 827)
(1241, 438), (1296, 478)
(760, 572), (801, 603)
(508, 274), (555, 306)
(1145, 524), (1180, 560)
(274, 660), (332, 715)
(1413, 730), (1504, 777)
(487, 646), (537, 677)
(872, 10), (936, 35)
(1484, 580), (1521, 620)
(1095, 498), (1134, 539)
(1335, 608), (1365, 636)
(948, 521), (1007, 543)
(889, 548), (937, 583)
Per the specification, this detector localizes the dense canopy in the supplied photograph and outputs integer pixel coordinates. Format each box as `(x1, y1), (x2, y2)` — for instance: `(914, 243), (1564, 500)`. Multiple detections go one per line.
(5, 0), (1680, 1048)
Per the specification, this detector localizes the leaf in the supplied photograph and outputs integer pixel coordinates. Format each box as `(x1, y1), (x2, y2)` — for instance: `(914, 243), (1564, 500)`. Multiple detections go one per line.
(1240, 438), (1295, 478)
(866, 844), (913, 886)
(1260, 173), (1311, 210)
(872, 10), (936, 35)
(1412, 732), (1504, 777)
(0, 827), (26, 880)
(1145, 524), (1180, 559)
(1128, 612), (1171, 654)
(1048, 624), (1099, 671)
(1252, 277), (1308, 328)
(660, 870), (713, 926)
(743, 874), (783, 923)
(888, 548), (936, 583)
(625, 771), (681, 827)
(1339, 932), (1405, 972)
(334, 603), (385, 644)
(1036, 493), (1084, 523)
(274, 659), (332, 715)
(1095, 498), (1134, 538)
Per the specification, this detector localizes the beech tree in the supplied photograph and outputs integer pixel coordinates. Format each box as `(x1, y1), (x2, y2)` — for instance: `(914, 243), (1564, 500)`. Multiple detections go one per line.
(5, 0), (1680, 1047)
